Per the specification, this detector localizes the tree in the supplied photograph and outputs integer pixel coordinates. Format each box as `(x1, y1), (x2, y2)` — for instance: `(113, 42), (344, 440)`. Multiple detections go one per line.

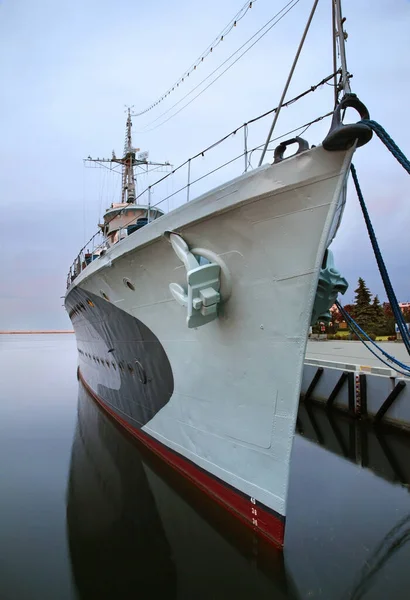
(353, 278), (375, 332)
(383, 302), (396, 336)
(355, 277), (372, 306)
(371, 295), (387, 335)
(343, 303), (356, 319)
(403, 308), (410, 324)
(383, 302), (393, 318)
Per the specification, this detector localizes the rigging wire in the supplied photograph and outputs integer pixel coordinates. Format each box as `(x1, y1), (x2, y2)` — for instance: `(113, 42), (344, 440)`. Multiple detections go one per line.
(132, 0), (258, 117)
(71, 70), (338, 267)
(133, 71), (338, 199)
(138, 0), (302, 133)
(247, 110), (331, 168)
(143, 110), (334, 210)
(84, 160), (123, 175)
(73, 108), (334, 267)
(137, 0), (299, 130)
(258, 0), (319, 166)
(98, 167), (106, 225)
(82, 163), (86, 247)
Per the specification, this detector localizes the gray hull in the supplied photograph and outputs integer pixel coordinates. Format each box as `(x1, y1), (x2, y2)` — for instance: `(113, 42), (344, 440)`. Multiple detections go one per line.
(66, 145), (353, 546)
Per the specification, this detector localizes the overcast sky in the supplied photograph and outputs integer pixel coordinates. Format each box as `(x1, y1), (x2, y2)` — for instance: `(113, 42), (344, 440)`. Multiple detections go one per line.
(1, 0), (409, 329)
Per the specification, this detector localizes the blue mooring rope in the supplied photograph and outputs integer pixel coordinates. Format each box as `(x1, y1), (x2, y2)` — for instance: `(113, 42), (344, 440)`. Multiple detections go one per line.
(350, 164), (410, 355)
(360, 119), (410, 175)
(350, 119), (410, 355)
(335, 300), (410, 377)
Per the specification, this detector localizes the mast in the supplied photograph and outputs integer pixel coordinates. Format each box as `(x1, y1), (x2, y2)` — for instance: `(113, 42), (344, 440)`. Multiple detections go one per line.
(84, 110), (171, 206)
(334, 0), (351, 96)
(122, 108), (136, 203)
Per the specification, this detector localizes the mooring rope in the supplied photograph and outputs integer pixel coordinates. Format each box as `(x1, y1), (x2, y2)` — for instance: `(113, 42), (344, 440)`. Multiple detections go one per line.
(360, 119), (410, 175)
(350, 158), (410, 354)
(336, 301), (410, 377)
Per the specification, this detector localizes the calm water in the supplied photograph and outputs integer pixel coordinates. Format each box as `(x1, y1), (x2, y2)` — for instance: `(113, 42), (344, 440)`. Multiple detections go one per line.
(1, 335), (410, 599)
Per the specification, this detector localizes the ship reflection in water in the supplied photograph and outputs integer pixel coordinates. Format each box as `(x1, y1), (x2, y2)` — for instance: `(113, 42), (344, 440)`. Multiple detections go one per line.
(67, 385), (410, 599)
(67, 384), (290, 599)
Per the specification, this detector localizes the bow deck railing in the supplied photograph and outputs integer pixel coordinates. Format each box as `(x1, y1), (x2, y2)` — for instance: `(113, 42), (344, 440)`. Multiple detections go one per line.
(66, 73), (338, 290)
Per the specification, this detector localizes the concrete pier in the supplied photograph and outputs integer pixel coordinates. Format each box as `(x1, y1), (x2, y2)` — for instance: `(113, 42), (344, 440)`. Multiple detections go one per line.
(302, 341), (410, 430)
(306, 340), (410, 371)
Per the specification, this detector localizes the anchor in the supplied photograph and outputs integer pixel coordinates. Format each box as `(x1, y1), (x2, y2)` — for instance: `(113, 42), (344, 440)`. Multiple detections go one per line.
(168, 233), (221, 329)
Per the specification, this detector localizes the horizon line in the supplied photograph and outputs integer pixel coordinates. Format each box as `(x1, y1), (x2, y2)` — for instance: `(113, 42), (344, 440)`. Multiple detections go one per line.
(0, 330), (74, 334)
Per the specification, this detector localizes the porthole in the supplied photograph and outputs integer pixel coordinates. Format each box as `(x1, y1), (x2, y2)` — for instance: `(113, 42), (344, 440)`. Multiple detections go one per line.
(118, 361), (125, 372)
(112, 362), (117, 370)
(79, 303), (85, 311)
(86, 298), (94, 307)
(123, 278), (135, 291)
(106, 360), (110, 367)
(127, 363), (134, 374)
(100, 290), (110, 301)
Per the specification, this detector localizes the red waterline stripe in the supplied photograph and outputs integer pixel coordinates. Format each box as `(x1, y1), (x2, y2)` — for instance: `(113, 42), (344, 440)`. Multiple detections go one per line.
(78, 369), (285, 548)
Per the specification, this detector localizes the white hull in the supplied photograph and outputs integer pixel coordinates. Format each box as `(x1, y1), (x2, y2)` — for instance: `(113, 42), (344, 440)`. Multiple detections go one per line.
(66, 145), (353, 545)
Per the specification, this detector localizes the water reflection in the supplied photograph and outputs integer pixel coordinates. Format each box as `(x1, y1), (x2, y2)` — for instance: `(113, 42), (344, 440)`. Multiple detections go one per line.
(288, 402), (410, 599)
(3, 335), (410, 599)
(67, 384), (292, 599)
(297, 401), (410, 489)
(345, 512), (410, 600)
(67, 385), (410, 599)
(66, 385), (176, 598)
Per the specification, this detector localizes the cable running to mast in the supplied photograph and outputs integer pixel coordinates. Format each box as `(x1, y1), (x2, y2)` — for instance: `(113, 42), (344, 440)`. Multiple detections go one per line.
(258, 0), (319, 166)
(137, 0), (300, 131)
(132, 0), (258, 117)
(138, 0), (302, 133)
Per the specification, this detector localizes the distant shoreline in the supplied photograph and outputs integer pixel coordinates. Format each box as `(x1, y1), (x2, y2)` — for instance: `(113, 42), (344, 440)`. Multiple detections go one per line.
(0, 331), (74, 334)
